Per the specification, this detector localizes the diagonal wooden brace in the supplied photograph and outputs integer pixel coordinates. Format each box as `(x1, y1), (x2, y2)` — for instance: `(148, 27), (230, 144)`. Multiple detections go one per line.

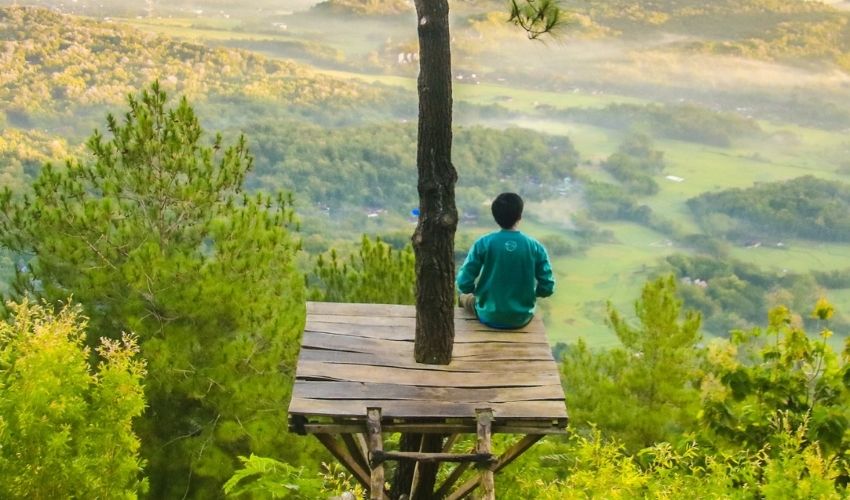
(445, 433), (545, 500)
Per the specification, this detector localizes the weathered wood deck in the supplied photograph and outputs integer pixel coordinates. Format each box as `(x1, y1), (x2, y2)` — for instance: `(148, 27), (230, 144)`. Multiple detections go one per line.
(289, 302), (568, 434)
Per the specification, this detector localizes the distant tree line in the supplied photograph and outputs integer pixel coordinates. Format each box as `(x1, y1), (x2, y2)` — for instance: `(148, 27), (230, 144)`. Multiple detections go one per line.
(245, 121), (579, 216)
(688, 175), (850, 242)
(661, 253), (842, 335)
(562, 102), (763, 147)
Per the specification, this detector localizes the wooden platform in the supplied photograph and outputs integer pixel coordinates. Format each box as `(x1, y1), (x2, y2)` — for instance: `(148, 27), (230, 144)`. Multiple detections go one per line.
(289, 302), (568, 434)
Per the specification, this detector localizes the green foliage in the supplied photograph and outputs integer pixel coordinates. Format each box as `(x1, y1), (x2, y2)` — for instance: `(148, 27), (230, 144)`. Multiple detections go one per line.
(565, 102), (764, 147)
(0, 83), (307, 497)
(581, 180), (680, 238)
(602, 133), (665, 196)
(223, 454), (324, 499)
(700, 302), (850, 457)
(309, 235), (415, 305)
(247, 122), (578, 216)
(509, 0), (564, 39)
(0, 299), (147, 498)
(562, 276), (701, 450)
(224, 458), (366, 499)
(0, 129), (77, 194)
(502, 422), (845, 498)
(0, 6), (404, 125)
(689, 175), (850, 242)
(663, 253), (840, 335)
(537, 233), (576, 257)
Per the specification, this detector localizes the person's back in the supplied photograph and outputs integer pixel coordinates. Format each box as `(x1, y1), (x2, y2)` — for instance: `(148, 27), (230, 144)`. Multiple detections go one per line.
(456, 193), (554, 329)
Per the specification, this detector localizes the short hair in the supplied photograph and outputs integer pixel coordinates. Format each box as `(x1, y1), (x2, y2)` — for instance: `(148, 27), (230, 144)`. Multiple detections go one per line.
(491, 193), (523, 229)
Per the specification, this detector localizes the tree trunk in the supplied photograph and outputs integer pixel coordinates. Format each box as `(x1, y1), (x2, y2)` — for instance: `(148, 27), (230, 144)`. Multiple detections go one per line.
(412, 0), (457, 366)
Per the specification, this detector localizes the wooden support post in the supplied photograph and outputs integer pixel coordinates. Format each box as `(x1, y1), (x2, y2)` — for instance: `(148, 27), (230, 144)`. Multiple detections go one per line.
(314, 433), (371, 490)
(367, 407), (385, 500)
(476, 409), (495, 500)
(446, 434), (545, 500)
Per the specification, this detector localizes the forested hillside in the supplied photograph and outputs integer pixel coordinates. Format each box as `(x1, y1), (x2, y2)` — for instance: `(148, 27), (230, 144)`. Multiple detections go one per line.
(5, 2), (850, 341)
(0, 7), (404, 126)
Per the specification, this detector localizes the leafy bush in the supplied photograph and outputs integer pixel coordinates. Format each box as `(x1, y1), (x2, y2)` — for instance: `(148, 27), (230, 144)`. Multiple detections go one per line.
(0, 300), (147, 498)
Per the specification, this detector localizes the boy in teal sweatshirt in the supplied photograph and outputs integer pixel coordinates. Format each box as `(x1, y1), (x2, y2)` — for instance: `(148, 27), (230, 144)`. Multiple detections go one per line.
(456, 193), (555, 329)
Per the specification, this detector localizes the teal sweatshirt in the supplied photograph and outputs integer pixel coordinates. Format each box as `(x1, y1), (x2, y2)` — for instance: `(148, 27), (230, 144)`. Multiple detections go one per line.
(456, 229), (555, 329)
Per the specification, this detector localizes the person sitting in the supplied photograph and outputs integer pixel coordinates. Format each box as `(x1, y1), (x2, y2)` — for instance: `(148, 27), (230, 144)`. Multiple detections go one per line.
(456, 192), (555, 329)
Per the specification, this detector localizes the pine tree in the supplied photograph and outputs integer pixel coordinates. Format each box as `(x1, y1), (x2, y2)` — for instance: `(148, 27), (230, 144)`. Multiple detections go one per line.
(0, 83), (308, 497)
(562, 276), (702, 449)
(309, 235), (415, 305)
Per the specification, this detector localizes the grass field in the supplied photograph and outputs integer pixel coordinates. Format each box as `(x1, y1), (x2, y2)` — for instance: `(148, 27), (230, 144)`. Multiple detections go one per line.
(121, 16), (850, 347)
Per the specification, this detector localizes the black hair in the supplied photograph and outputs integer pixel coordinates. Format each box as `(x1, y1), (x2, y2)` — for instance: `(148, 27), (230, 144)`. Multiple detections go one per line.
(491, 192), (523, 229)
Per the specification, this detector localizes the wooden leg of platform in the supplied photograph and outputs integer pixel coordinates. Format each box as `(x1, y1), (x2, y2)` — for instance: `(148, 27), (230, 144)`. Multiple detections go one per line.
(367, 407), (385, 500)
(476, 409), (495, 500)
(315, 433), (371, 490)
(446, 434), (545, 500)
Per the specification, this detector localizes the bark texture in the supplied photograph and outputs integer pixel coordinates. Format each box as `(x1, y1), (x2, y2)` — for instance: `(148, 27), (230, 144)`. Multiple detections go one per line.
(412, 0), (457, 366)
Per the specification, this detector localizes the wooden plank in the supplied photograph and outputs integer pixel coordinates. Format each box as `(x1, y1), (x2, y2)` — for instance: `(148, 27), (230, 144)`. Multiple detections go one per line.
(301, 349), (554, 364)
(308, 301), (416, 317)
(289, 398), (568, 420)
(307, 313), (545, 334)
(454, 319), (546, 334)
(301, 332), (554, 358)
(298, 349), (558, 373)
(306, 301), (546, 330)
(306, 321), (548, 343)
(301, 331), (411, 354)
(366, 408), (385, 500)
(292, 381), (565, 403)
(309, 314), (415, 327)
(295, 361), (561, 387)
(305, 321), (413, 341)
